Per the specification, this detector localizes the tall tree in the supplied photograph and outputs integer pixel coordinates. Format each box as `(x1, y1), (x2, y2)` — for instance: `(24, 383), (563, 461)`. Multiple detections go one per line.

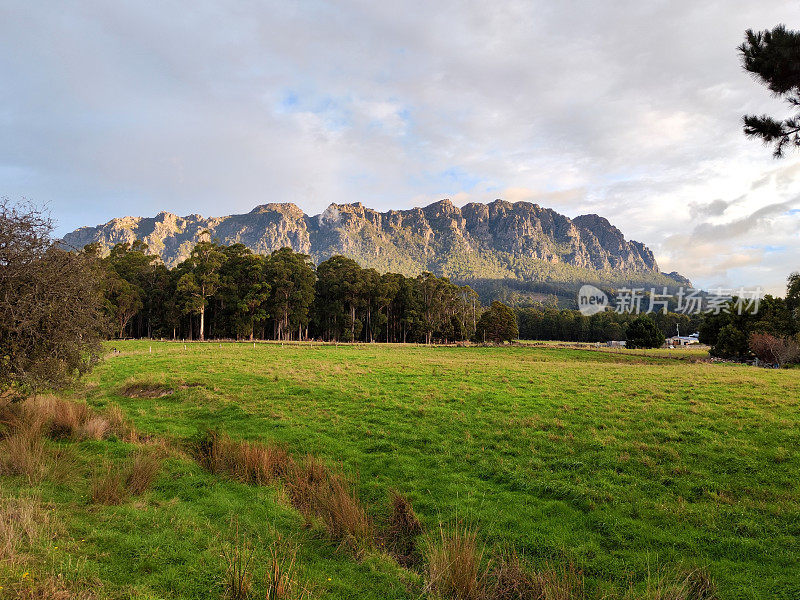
(786, 271), (800, 332)
(218, 244), (270, 340)
(265, 248), (316, 341)
(102, 241), (157, 338)
(314, 256), (364, 342)
(739, 25), (800, 156)
(176, 239), (225, 341)
(625, 315), (665, 349)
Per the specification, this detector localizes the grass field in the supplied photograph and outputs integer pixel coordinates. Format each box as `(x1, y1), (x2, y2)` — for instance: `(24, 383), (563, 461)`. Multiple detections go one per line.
(1, 340), (799, 599)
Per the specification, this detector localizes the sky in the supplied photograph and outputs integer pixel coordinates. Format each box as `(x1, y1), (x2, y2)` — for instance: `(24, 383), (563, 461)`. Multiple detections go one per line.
(1, 1), (799, 294)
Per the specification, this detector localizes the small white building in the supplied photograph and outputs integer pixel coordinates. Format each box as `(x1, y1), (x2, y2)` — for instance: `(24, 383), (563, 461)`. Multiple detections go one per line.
(666, 333), (700, 347)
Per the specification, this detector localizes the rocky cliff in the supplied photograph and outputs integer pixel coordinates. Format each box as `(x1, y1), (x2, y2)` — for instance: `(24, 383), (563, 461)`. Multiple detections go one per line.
(62, 199), (683, 287)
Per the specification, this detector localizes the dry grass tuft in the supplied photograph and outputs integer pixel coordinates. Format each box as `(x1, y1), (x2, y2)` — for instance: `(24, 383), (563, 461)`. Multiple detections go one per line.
(104, 403), (139, 441)
(33, 396), (89, 439)
(90, 451), (161, 504)
(385, 490), (423, 566)
(526, 561), (584, 600)
(90, 461), (127, 505)
(1, 396), (95, 442)
(5, 573), (100, 600)
(638, 566), (718, 600)
(222, 520), (255, 600)
(125, 450), (161, 496)
(0, 425), (49, 484)
(198, 430), (290, 486)
(264, 534), (316, 600)
(286, 455), (373, 553)
(196, 433), (373, 554)
(491, 551), (545, 600)
(681, 568), (717, 600)
(310, 472), (373, 553)
(285, 454), (332, 521)
(0, 396), (25, 437)
(78, 416), (111, 441)
(426, 523), (488, 600)
(0, 494), (55, 566)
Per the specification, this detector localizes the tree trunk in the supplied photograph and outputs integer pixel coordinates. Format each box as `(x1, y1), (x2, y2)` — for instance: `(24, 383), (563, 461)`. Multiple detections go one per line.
(199, 305), (205, 341)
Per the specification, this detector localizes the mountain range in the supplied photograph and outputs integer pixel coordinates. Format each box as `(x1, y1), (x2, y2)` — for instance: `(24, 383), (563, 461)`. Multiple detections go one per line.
(62, 199), (688, 297)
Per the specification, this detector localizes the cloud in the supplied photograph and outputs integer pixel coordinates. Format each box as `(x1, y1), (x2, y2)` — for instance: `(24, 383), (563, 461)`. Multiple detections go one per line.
(0, 0), (798, 293)
(692, 199), (800, 240)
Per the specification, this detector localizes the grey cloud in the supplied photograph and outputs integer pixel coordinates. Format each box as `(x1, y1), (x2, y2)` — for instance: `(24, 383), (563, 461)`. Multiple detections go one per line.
(692, 199), (799, 241)
(688, 196), (745, 219)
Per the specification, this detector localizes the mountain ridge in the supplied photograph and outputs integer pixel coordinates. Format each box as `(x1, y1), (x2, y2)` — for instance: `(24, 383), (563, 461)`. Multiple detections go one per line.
(62, 199), (687, 290)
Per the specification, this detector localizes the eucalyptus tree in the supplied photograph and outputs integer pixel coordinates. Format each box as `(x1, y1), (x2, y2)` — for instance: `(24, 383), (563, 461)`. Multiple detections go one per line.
(103, 241), (157, 338)
(265, 248), (315, 341)
(314, 255), (364, 342)
(176, 238), (225, 341)
(218, 244), (270, 340)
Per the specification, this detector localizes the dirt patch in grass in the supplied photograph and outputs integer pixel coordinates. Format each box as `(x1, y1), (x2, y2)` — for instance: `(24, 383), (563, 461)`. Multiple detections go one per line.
(120, 382), (174, 399)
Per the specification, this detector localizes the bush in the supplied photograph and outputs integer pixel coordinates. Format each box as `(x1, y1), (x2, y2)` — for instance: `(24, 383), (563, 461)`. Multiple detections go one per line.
(749, 331), (800, 366)
(711, 324), (749, 359)
(626, 315), (665, 349)
(0, 201), (107, 395)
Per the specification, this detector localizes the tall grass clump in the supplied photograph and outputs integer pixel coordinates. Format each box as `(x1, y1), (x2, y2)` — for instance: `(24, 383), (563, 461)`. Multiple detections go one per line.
(91, 451), (162, 504)
(78, 416), (111, 441)
(125, 450), (161, 495)
(286, 455), (373, 554)
(90, 461), (127, 505)
(196, 430), (290, 485)
(425, 523), (487, 600)
(195, 432), (373, 554)
(490, 554), (585, 600)
(0, 494), (55, 566)
(222, 520), (255, 600)
(385, 490), (423, 566)
(3, 573), (100, 600)
(635, 565), (717, 600)
(264, 534), (316, 600)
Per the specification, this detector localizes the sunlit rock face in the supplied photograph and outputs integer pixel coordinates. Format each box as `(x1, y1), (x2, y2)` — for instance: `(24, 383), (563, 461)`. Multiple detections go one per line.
(63, 199), (675, 285)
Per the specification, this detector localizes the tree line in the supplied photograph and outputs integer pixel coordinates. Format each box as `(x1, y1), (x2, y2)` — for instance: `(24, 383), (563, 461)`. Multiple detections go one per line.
(92, 238), (499, 344)
(515, 272), (800, 364)
(516, 306), (703, 344)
